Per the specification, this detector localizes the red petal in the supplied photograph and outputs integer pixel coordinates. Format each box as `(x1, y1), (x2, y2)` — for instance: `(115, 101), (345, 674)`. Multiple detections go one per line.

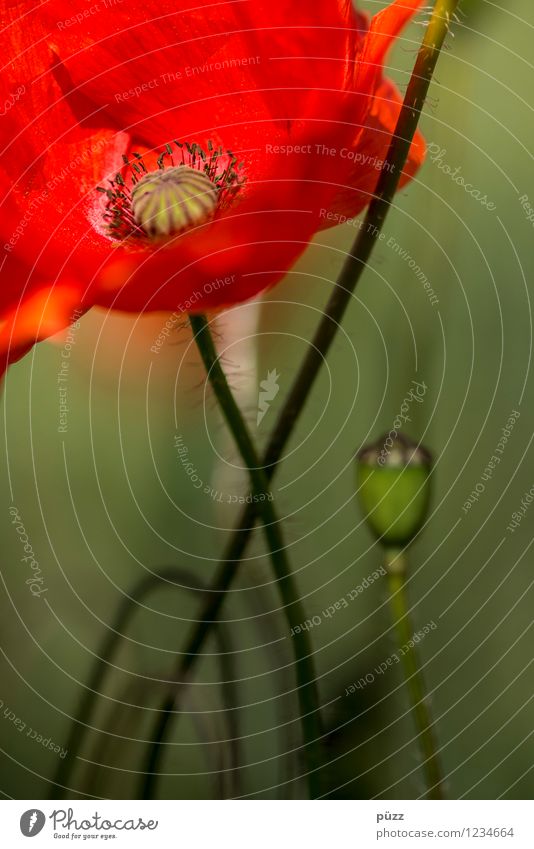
(358, 0), (424, 94)
(0, 0), (426, 373)
(321, 0), (425, 224)
(321, 77), (426, 225)
(0, 276), (85, 377)
(92, 181), (330, 312)
(41, 1), (361, 142)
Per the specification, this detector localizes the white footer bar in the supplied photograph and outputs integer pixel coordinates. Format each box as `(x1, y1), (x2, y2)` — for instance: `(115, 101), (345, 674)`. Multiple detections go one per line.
(2, 800), (532, 847)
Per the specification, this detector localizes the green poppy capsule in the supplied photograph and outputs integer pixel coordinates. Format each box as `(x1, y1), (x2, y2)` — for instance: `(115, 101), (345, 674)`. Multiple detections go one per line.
(131, 165), (218, 238)
(356, 432), (432, 548)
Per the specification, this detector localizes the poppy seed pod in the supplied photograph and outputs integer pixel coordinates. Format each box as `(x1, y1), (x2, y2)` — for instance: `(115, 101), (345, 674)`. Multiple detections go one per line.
(356, 432), (432, 548)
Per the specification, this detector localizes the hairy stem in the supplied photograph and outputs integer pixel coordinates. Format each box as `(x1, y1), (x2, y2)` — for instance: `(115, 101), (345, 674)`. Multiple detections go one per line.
(141, 313), (323, 799)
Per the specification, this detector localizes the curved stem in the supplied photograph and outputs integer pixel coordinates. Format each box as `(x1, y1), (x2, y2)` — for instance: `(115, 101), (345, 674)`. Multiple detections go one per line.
(140, 531), (254, 798)
(50, 566), (236, 798)
(143, 0), (458, 798)
(385, 549), (445, 799)
(143, 312), (322, 798)
(83, 588), (241, 800)
(50, 567), (191, 797)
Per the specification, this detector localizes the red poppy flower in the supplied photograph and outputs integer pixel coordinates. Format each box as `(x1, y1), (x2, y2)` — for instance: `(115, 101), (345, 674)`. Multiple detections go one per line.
(0, 0), (424, 376)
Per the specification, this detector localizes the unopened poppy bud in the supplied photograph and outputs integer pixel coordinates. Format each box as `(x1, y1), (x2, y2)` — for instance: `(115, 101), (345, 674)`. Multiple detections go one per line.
(355, 432), (432, 547)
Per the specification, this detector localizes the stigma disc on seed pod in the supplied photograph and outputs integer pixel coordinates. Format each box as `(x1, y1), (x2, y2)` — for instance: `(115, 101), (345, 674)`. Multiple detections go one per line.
(131, 165), (219, 238)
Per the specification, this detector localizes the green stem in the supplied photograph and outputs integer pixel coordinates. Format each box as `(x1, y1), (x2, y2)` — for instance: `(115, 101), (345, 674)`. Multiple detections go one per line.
(141, 531), (254, 798)
(49, 566), (237, 798)
(385, 549), (445, 799)
(144, 0), (457, 799)
(177, 312), (322, 797)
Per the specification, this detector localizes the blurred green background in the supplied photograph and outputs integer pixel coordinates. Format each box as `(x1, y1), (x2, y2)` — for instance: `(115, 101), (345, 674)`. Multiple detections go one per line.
(1, 0), (533, 800)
